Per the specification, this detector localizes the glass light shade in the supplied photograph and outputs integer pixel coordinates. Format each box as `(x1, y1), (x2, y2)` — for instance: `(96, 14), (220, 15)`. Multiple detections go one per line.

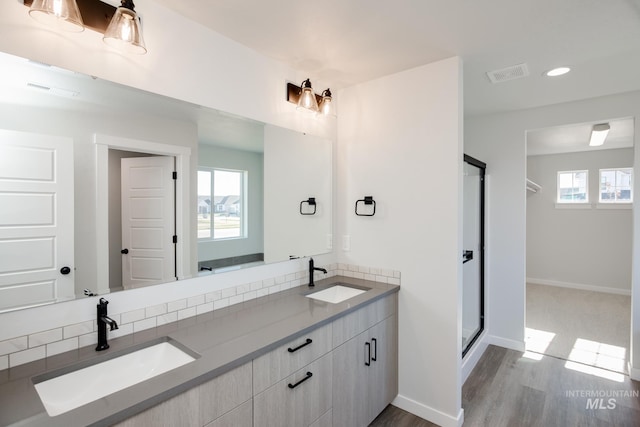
(319, 90), (334, 116)
(29, 0), (84, 33)
(297, 79), (319, 112)
(103, 7), (147, 55)
(589, 123), (610, 147)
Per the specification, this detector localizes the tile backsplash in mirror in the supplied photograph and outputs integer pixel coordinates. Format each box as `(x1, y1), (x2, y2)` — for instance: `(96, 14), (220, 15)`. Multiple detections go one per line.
(0, 264), (400, 369)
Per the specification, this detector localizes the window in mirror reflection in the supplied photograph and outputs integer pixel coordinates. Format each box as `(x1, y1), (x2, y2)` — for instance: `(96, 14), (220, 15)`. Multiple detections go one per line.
(198, 168), (247, 239)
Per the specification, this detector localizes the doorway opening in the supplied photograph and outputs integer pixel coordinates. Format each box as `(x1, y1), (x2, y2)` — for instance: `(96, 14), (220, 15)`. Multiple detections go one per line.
(525, 118), (633, 378)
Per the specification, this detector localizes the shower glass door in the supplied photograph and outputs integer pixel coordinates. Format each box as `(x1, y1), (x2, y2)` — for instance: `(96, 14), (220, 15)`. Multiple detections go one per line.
(462, 155), (485, 357)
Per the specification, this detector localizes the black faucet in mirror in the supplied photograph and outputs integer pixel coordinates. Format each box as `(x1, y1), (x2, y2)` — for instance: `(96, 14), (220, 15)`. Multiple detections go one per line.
(308, 257), (327, 287)
(96, 298), (118, 351)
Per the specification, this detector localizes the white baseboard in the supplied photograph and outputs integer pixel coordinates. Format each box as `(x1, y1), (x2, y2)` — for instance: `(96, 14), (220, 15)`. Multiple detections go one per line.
(486, 334), (526, 352)
(629, 362), (640, 381)
(393, 394), (464, 427)
(527, 277), (631, 296)
(462, 332), (488, 384)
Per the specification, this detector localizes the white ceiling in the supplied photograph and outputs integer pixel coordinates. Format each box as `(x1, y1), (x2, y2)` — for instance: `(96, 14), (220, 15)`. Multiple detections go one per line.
(527, 118), (635, 156)
(153, 0), (640, 117)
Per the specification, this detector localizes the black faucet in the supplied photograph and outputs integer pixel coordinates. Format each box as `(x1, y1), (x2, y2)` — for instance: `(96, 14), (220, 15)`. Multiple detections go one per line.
(308, 257), (327, 287)
(96, 298), (118, 351)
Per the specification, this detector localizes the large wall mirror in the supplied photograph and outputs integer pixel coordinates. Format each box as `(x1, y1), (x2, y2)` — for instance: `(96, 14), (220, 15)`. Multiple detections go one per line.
(0, 51), (332, 313)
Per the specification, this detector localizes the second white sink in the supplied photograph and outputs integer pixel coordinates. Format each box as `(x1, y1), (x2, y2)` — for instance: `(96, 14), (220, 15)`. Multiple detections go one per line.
(306, 285), (367, 304)
(34, 339), (197, 416)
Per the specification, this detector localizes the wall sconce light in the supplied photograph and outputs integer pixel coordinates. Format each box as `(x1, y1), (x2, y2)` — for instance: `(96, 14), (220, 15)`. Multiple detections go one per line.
(589, 123), (610, 147)
(25, 0), (147, 54)
(28, 0), (84, 32)
(287, 79), (335, 116)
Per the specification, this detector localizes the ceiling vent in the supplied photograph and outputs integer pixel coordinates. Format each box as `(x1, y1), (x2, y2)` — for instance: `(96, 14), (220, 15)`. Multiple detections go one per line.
(486, 63), (529, 83)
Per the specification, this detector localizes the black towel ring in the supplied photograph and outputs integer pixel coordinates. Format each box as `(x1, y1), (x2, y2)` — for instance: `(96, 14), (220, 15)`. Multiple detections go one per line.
(355, 196), (376, 216)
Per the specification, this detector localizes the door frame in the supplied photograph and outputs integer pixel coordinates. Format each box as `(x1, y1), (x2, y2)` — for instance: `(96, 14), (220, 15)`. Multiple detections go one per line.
(462, 154), (486, 358)
(94, 134), (191, 295)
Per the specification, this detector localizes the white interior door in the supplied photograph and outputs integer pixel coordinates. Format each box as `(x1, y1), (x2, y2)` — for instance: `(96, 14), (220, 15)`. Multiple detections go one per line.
(121, 156), (175, 289)
(0, 129), (74, 311)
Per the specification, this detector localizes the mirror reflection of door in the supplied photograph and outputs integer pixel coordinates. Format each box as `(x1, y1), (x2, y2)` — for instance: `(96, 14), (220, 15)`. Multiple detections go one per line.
(0, 129), (74, 311)
(120, 156), (176, 290)
(462, 155), (486, 357)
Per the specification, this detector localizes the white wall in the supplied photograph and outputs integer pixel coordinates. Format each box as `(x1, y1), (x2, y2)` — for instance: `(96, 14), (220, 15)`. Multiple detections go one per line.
(527, 149), (633, 293)
(198, 145), (264, 262)
(465, 90), (640, 379)
(337, 57), (463, 426)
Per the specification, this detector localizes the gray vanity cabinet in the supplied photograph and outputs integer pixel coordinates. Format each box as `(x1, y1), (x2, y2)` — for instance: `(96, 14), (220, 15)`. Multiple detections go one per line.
(332, 313), (398, 427)
(253, 352), (333, 427)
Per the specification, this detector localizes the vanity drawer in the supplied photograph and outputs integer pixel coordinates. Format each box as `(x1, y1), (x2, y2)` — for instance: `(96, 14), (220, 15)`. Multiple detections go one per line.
(253, 322), (332, 395)
(254, 352), (332, 427)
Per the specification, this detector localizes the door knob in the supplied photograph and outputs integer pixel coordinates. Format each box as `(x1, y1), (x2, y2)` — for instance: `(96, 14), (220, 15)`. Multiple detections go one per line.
(60, 266), (71, 275)
(121, 248), (129, 254)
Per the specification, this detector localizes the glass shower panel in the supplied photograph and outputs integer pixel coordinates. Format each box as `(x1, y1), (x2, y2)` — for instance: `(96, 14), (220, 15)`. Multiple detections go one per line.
(462, 157), (485, 356)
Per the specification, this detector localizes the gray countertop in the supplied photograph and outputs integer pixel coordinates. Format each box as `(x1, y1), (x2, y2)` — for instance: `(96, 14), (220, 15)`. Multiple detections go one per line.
(0, 276), (399, 427)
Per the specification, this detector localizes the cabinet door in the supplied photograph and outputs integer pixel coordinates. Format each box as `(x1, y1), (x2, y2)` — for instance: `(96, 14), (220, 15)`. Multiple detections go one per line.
(367, 315), (398, 422)
(254, 352), (332, 427)
(332, 329), (371, 427)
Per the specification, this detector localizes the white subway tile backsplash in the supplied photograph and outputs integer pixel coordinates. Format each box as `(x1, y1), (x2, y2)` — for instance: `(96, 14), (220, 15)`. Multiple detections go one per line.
(134, 318), (157, 333)
(0, 262), (399, 369)
(157, 311), (178, 326)
(196, 302), (213, 315)
(110, 323), (133, 339)
(0, 336), (27, 356)
(235, 283), (250, 294)
(177, 307), (197, 321)
(168, 299), (187, 312)
(10, 346), (45, 367)
(187, 295), (205, 308)
(221, 287), (236, 299)
(205, 291), (222, 303)
(79, 333), (98, 348)
(64, 321), (94, 339)
(213, 298), (229, 310)
(47, 337), (78, 357)
(229, 295), (243, 306)
(121, 308), (145, 325)
(145, 304), (167, 318)
(243, 291), (257, 302)
(29, 329), (62, 348)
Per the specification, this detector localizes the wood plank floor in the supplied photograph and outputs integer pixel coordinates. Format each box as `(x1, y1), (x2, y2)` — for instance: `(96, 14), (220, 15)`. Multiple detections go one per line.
(371, 345), (640, 426)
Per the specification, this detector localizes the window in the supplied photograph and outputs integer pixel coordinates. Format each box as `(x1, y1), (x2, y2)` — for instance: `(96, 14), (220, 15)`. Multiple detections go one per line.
(599, 168), (633, 203)
(557, 170), (588, 203)
(197, 168), (246, 239)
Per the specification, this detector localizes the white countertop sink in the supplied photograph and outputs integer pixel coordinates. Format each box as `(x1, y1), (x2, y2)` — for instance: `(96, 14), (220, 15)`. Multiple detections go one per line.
(306, 285), (367, 304)
(34, 340), (197, 416)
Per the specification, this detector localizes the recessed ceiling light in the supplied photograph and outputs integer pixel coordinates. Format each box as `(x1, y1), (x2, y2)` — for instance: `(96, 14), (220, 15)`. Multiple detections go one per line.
(545, 67), (571, 77)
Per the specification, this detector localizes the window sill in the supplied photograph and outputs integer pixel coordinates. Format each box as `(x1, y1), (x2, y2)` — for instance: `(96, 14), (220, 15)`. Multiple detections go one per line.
(596, 203), (632, 210)
(555, 203), (592, 209)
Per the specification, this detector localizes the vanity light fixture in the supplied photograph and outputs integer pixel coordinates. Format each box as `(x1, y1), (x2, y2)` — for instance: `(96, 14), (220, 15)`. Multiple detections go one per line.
(319, 88), (334, 116)
(24, 0), (147, 54)
(589, 123), (610, 147)
(28, 0), (84, 32)
(286, 79), (335, 116)
(103, 0), (147, 55)
(297, 79), (319, 112)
